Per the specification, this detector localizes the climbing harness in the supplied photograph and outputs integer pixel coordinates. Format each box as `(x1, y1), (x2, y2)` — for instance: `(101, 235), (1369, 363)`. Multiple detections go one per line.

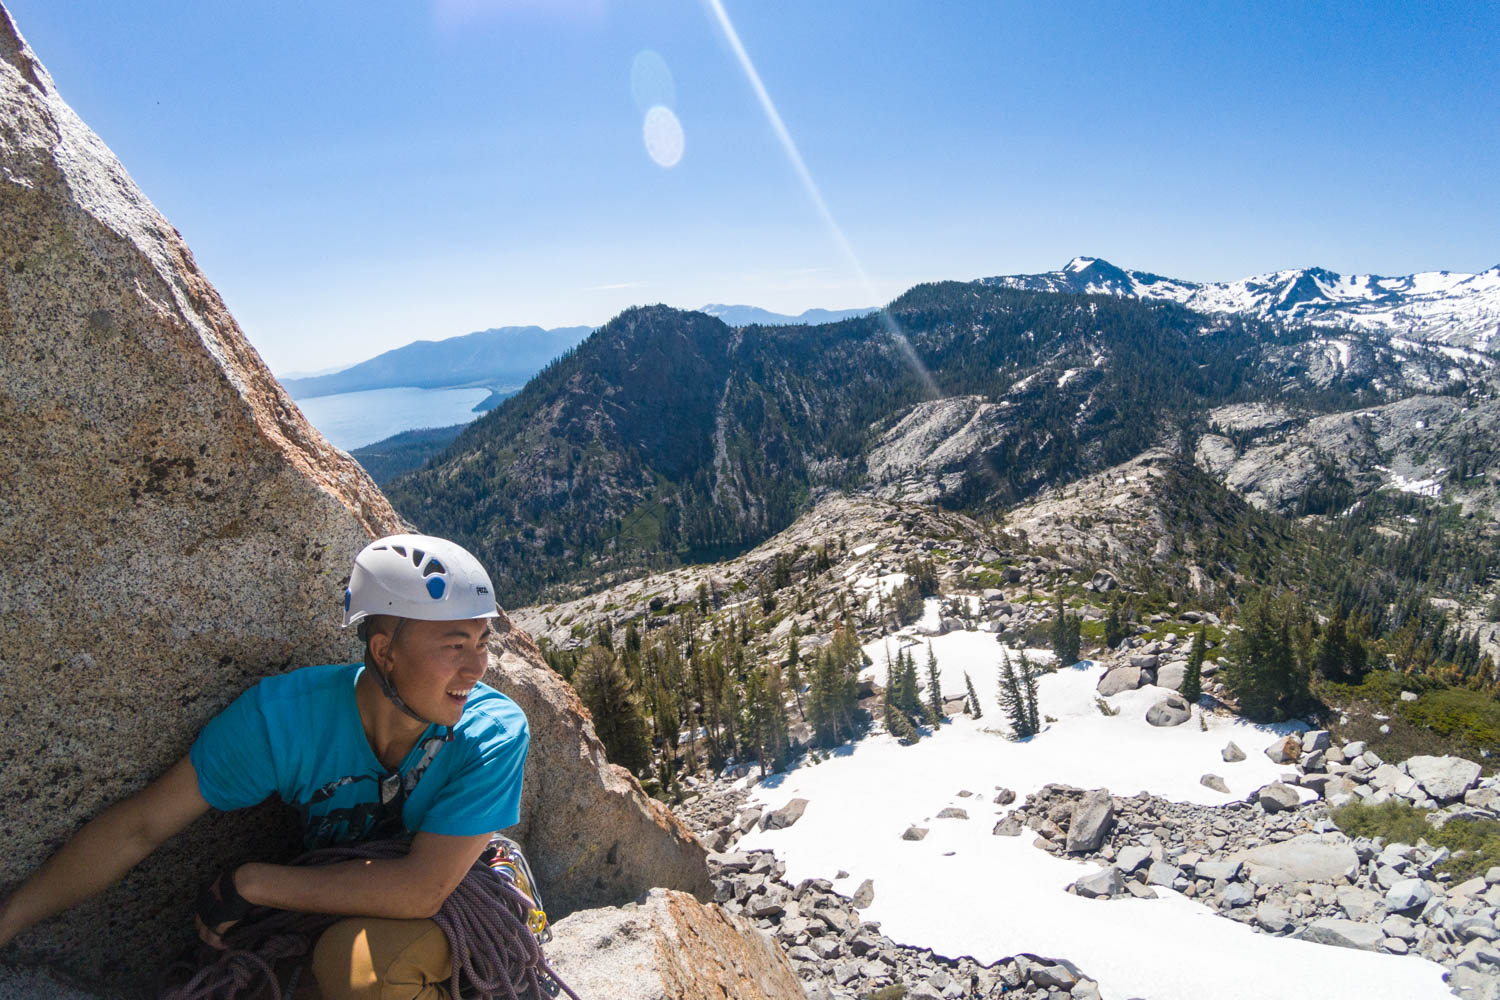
(160, 838), (579, 1000)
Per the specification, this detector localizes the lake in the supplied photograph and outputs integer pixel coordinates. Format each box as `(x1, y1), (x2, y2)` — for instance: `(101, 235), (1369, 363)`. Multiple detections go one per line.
(292, 386), (492, 451)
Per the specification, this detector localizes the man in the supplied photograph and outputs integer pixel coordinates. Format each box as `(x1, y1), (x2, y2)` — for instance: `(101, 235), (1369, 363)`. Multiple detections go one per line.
(0, 534), (529, 1000)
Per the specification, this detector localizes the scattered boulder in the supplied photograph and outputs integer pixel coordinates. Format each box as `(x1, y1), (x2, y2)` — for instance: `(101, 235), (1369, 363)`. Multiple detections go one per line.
(902, 826), (930, 841)
(1066, 790), (1115, 853)
(1127, 653), (1160, 670)
(1236, 835), (1360, 886)
(1201, 774), (1230, 794)
(1264, 735), (1302, 764)
(760, 798), (810, 831)
(1072, 866), (1126, 899)
(1302, 730), (1331, 753)
(1256, 782), (1302, 813)
(1222, 741), (1247, 763)
(1155, 663), (1186, 691)
(851, 879), (875, 909)
(1145, 694), (1191, 727)
(1090, 570), (1118, 592)
(1297, 918), (1387, 952)
(1385, 878), (1434, 914)
(1405, 755), (1483, 804)
(1096, 666), (1145, 696)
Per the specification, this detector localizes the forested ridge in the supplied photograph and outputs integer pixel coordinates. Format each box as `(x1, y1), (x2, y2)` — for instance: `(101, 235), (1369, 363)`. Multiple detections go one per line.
(386, 284), (1395, 605)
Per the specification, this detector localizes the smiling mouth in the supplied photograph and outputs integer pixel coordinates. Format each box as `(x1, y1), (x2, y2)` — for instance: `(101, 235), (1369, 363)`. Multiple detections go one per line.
(445, 687), (472, 704)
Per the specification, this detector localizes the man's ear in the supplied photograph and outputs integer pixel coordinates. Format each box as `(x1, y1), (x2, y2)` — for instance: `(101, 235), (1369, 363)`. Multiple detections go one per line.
(368, 627), (391, 670)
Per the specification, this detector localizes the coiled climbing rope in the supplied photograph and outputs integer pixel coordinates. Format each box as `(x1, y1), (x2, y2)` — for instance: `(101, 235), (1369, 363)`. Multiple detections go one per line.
(159, 839), (581, 1000)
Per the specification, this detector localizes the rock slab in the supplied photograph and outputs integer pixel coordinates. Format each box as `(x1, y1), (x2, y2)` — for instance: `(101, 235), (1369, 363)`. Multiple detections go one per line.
(0, 8), (709, 988)
(545, 889), (806, 999)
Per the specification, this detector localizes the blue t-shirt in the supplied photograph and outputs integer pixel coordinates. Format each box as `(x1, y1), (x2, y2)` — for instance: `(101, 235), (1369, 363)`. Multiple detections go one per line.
(190, 663), (528, 849)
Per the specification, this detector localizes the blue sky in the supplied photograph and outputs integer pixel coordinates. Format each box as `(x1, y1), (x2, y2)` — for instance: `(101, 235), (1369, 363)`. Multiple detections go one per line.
(11, 1), (1498, 374)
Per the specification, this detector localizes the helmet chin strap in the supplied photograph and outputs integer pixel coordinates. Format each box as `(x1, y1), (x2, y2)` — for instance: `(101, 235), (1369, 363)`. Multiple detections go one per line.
(371, 619), (454, 742)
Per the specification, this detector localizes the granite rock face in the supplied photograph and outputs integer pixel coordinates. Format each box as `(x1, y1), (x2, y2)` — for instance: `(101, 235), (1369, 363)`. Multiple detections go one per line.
(544, 889), (807, 1000)
(0, 6), (707, 990)
(0, 5), (400, 986)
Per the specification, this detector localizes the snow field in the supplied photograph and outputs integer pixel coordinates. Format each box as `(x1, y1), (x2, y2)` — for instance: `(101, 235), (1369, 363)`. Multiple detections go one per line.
(739, 632), (1452, 1000)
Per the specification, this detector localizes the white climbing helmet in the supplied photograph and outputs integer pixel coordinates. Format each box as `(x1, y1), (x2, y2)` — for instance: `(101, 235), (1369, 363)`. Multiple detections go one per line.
(342, 533), (499, 627)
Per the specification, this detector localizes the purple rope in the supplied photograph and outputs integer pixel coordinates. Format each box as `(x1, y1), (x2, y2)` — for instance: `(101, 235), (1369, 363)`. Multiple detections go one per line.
(159, 840), (580, 1000)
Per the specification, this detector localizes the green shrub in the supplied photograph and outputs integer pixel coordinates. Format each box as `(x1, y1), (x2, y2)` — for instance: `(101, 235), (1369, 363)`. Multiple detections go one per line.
(1401, 688), (1500, 750)
(1332, 800), (1500, 881)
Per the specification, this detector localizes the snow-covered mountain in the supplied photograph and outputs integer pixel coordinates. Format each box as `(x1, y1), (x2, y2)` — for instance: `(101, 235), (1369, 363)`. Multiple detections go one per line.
(981, 257), (1500, 352)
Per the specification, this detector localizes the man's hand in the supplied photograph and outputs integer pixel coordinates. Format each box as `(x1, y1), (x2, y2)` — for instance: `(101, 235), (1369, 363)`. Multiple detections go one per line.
(194, 867), (253, 949)
(194, 912), (238, 950)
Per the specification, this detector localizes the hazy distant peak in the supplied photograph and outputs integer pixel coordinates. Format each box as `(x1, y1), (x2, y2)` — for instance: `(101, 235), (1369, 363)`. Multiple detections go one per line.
(698, 303), (877, 328)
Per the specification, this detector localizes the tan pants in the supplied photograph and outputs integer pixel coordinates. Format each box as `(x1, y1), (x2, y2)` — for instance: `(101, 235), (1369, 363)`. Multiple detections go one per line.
(306, 917), (453, 1000)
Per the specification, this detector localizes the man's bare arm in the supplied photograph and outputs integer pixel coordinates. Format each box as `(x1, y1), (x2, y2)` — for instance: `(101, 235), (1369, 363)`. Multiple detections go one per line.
(0, 754), (211, 947)
(233, 830), (493, 922)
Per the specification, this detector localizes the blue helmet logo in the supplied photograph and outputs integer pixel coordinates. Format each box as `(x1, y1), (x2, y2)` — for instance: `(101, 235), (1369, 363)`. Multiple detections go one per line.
(426, 577), (446, 600)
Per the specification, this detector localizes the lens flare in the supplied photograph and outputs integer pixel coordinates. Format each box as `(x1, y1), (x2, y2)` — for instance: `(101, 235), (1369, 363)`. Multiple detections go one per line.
(703, 0), (939, 399)
(643, 105), (685, 168)
(630, 50), (676, 113)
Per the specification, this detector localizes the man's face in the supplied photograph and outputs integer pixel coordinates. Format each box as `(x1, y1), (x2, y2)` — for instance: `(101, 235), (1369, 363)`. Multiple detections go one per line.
(378, 616), (494, 726)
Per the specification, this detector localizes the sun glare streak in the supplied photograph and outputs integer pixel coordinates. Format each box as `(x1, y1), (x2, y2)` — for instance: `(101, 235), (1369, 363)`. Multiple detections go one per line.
(703, 0), (939, 398)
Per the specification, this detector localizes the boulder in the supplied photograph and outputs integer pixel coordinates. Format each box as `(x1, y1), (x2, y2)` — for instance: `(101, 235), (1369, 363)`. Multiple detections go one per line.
(1385, 878), (1434, 914)
(1302, 730), (1331, 753)
(1264, 735), (1302, 764)
(1405, 755), (1483, 804)
(1145, 694), (1191, 727)
(1090, 570), (1118, 592)
(1235, 835), (1360, 886)
(1256, 904), (1293, 934)
(545, 889), (806, 999)
(1200, 774), (1230, 794)
(0, 12), (709, 987)
(1071, 866), (1124, 899)
(851, 879), (875, 908)
(936, 806), (969, 820)
(1096, 666), (1144, 696)
(1222, 741), (1247, 763)
(1066, 790), (1115, 853)
(1127, 653), (1160, 670)
(903, 826), (930, 841)
(1297, 918), (1387, 952)
(760, 798), (810, 831)
(1115, 845), (1152, 874)
(1256, 782), (1302, 812)
(1155, 662), (1187, 691)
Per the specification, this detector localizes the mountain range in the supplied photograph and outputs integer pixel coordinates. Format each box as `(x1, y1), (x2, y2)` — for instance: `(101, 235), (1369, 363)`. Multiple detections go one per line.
(281, 324), (594, 399)
(981, 257), (1500, 353)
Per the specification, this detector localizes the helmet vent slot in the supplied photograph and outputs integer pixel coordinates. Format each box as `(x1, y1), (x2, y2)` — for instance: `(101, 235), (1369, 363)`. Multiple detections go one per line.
(422, 558), (445, 578)
(391, 545), (407, 557)
(411, 548), (426, 567)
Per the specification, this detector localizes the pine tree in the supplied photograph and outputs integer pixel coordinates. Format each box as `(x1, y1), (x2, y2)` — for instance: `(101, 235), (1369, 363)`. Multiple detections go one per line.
(1051, 595), (1081, 665)
(1104, 600), (1126, 649)
(1182, 625), (1205, 704)
(925, 643), (943, 727)
(1222, 591), (1312, 722)
(576, 645), (653, 775)
(964, 671), (982, 718)
(1018, 652), (1041, 736)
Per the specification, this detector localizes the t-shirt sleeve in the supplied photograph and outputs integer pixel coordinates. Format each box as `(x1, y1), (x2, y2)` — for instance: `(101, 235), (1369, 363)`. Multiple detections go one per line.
(419, 714), (529, 836)
(189, 682), (278, 811)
